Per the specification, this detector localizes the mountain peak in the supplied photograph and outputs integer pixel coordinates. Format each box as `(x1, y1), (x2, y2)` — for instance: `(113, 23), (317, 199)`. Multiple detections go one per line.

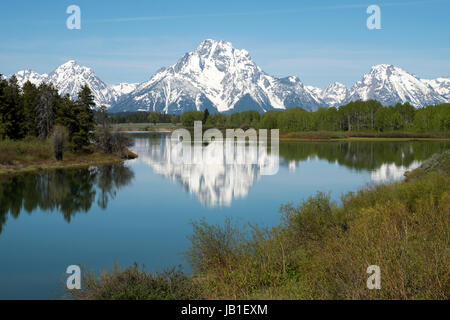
(327, 82), (346, 89)
(197, 39), (233, 50)
(12, 69), (48, 87)
(9, 41), (450, 113)
(347, 64), (443, 107)
(194, 39), (250, 60)
(111, 39), (322, 113)
(61, 60), (78, 66)
(371, 63), (394, 70)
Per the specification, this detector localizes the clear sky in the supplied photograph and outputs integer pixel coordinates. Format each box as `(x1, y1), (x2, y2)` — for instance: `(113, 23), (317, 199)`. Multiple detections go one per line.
(0, 0), (449, 88)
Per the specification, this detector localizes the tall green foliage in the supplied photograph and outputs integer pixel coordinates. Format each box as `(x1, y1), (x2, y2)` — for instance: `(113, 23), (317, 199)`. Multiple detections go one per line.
(36, 83), (58, 138)
(70, 85), (95, 151)
(0, 77), (96, 152)
(2, 76), (25, 139)
(22, 81), (39, 136)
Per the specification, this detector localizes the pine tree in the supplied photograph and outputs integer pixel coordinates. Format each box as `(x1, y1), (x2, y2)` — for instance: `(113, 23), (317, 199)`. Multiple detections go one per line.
(96, 105), (109, 129)
(71, 85), (95, 151)
(2, 76), (25, 139)
(22, 81), (39, 136)
(36, 83), (58, 138)
(0, 74), (7, 138)
(203, 108), (210, 124)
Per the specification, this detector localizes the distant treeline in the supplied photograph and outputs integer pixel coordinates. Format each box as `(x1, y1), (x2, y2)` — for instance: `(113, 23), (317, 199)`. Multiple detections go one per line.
(109, 111), (180, 125)
(0, 75), (95, 151)
(110, 100), (449, 133)
(181, 100), (450, 132)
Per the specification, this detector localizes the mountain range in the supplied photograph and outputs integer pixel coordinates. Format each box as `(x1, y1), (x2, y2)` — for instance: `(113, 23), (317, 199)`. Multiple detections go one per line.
(7, 39), (450, 113)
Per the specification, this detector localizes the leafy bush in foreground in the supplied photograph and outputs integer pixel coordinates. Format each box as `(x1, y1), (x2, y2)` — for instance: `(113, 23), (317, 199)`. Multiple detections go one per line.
(186, 152), (450, 299)
(69, 263), (201, 300)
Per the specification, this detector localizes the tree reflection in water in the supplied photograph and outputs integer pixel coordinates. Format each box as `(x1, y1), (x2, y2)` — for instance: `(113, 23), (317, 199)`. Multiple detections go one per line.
(0, 164), (134, 234)
(135, 133), (449, 207)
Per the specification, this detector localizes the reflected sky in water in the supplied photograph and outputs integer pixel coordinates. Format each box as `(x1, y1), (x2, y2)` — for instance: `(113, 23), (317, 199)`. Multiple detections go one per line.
(0, 133), (448, 299)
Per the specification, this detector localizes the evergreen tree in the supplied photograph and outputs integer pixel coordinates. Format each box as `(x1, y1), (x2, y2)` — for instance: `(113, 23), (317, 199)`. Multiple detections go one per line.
(0, 74), (7, 138)
(394, 102), (415, 129)
(203, 108), (210, 124)
(36, 83), (58, 138)
(96, 105), (109, 129)
(22, 81), (39, 136)
(2, 76), (25, 139)
(71, 85), (95, 151)
(147, 112), (160, 125)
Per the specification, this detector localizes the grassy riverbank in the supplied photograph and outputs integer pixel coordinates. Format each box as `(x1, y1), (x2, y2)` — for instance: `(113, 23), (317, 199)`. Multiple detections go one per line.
(110, 123), (450, 141)
(0, 138), (136, 176)
(69, 150), (450, 300)
(279, 131), (450, 141)
(110, 123), (181, 132)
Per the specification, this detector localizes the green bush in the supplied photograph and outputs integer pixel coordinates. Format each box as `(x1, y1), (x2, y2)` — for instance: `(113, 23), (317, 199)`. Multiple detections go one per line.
(185, 153), (450, 299)
(69, 263), (201, 300)
(0, 137), (52, 164)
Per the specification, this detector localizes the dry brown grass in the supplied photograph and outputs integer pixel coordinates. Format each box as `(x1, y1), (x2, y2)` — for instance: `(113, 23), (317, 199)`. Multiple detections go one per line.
(186, 153), (450, 300)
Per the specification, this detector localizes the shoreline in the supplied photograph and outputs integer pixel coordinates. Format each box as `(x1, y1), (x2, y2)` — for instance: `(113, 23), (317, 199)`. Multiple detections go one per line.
(112, 125), (450, 141)
(0, 152), (136, 176)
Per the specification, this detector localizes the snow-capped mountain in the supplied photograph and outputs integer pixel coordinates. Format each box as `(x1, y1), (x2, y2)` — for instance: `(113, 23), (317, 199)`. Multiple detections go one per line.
(6, 40), (450, 112)
(345, 64), (445, 107)
(322, 82), (348, 107)
(13, 69), (48, 87)
(422, 77), (450, 101)
(305, 82), (348, 107)
(9, 61), (134, 108)
(110, 39), (323, 114)
(111, 82), (139, 96)
(46, 60), (117, 107)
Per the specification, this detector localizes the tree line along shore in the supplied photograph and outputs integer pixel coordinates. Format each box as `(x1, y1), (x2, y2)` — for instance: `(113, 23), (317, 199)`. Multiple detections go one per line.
(1, 74), (449, 175)
(109, 100), (449, 139)
(0, 76), (136, 175)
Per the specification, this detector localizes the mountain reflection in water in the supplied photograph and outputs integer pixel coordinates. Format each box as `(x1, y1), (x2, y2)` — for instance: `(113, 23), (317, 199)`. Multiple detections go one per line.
(131, 133), (449, 207)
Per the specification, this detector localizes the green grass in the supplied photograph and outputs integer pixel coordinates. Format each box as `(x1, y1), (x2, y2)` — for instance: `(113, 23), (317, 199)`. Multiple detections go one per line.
(70, 151), (450, 300)
(280, 131), (450, 141)
(110, 123), (181, 131)
(186, 151), (450, 299)
(68, 263), (202, 300)
(0, 137), (127, 176)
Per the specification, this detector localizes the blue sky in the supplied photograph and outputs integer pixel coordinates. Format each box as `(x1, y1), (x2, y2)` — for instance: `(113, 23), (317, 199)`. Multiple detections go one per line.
(0, 0), (449, 87)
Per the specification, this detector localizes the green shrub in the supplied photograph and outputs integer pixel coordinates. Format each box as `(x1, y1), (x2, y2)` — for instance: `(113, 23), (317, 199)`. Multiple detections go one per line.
(0, 137), (52, 164)
(69, 263), (201, 300)
(185, 153), (450, 299)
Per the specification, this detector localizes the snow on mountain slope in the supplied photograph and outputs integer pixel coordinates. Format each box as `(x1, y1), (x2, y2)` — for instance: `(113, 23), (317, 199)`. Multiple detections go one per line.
(305, 85), (323, 101)
(322, 82), (348, 107)
(8, 61), (134, 108)
(346, 64), (445, 107)
(111, 82), (139, 96)
(110, 39), (323, 114)
(304, 82), (348, 108)
(421, 77), (450, 102)
(7, 43), (450, 112)
(46, 60), (117, 107)
(13, 69), (48, 87)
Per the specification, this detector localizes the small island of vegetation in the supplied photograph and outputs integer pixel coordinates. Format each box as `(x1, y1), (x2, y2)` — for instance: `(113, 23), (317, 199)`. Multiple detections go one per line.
(0, 75), (136, 175)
